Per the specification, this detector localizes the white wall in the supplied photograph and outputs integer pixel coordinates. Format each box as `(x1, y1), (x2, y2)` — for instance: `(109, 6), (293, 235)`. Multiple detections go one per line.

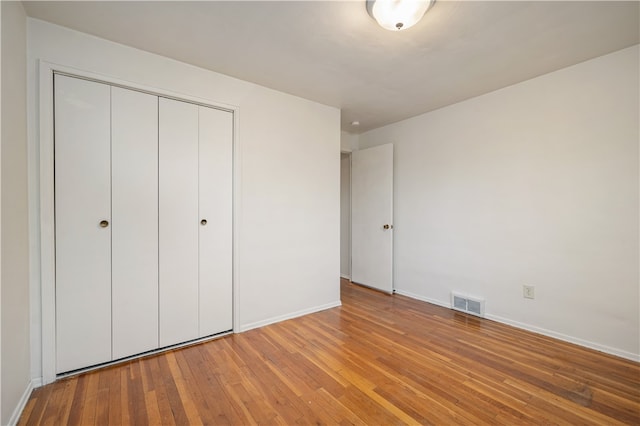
(2, 1), (31, 424)
(27, 19), (340, 381)
(340, 153), (351, 278)
(341, 131), (358, 152)
(358, 45), (639, 360)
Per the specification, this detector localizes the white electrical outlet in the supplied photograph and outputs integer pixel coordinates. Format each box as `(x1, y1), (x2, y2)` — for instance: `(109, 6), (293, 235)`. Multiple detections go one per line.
(523, 285), (535, 299)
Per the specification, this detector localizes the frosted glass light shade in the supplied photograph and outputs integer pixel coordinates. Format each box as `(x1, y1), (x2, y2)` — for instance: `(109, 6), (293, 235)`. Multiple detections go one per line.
(366, 0), (434, 31)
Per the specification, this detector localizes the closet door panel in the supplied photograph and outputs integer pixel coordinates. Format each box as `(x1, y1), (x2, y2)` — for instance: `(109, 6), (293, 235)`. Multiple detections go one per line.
(158, 98), (200, 347)
(111, 87), (159, 359)
(54, 75), (112, 373)
(198, 107), (233, 336)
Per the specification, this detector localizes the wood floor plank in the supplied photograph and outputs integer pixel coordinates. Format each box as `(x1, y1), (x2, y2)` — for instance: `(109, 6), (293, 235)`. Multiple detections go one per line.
(78, 371), (99, 425)
(20, 279), (640, 425)
(140, 360), (162, 425)
(162, 352), (196, 425)
(303, 387), (366, 426)
(16, 394), (37, 426)
(30, 386), (55, 425)
(39, 377), (65, 426)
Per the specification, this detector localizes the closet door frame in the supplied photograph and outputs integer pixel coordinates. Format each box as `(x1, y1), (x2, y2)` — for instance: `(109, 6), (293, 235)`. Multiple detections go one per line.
(38, 61), (240, 385)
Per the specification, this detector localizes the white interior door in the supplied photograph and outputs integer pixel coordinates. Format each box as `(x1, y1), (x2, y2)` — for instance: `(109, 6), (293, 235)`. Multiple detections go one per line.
(198, 106), (234, 337)
(54, 75), (112, 373)
(111, 87), (159, 359)
(351, 144), (394, 293)
(159, 97), (200, 347)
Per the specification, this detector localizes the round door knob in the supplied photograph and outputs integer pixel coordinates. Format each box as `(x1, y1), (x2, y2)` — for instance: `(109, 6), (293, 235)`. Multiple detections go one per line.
(201, 219), (207, 226)
(383, 224), (393, 230)
(99, 220), (109, 228)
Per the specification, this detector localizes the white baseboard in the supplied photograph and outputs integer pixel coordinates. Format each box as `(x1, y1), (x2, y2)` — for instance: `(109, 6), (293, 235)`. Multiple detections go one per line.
(393, 288), (450, 309)
(8, 379), (37, 426)
(394, 288), (640, 363)
(484, 313), (640, 362)
(340, 274), (351, 280)
(239, 300), (342, 332)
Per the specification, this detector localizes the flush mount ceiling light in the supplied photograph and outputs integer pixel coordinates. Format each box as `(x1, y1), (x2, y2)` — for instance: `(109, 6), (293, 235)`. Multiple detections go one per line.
(366, 0), (435, 31)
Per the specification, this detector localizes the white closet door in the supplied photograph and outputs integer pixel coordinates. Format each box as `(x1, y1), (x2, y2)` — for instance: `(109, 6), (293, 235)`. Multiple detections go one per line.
(158, 98), (200, 347)
(55, 75), (112, 373)
(111, 87), (159, 359)
(198, 106), (233, 337)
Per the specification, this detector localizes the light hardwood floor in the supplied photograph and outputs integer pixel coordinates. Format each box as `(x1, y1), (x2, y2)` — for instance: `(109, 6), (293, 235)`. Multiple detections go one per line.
(20, 279), (640, 425)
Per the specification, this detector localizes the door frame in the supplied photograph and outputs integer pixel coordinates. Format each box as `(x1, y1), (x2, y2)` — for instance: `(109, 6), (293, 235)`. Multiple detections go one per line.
(37, 61), (241, 384)
(340, 151), (352, 280)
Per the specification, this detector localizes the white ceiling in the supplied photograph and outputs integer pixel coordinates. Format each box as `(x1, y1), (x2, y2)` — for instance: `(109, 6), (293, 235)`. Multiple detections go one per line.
(23, 1), (640, 133)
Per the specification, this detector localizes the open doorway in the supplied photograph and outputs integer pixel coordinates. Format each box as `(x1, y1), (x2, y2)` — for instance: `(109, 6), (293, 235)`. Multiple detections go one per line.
(340, 152), (351, 280)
